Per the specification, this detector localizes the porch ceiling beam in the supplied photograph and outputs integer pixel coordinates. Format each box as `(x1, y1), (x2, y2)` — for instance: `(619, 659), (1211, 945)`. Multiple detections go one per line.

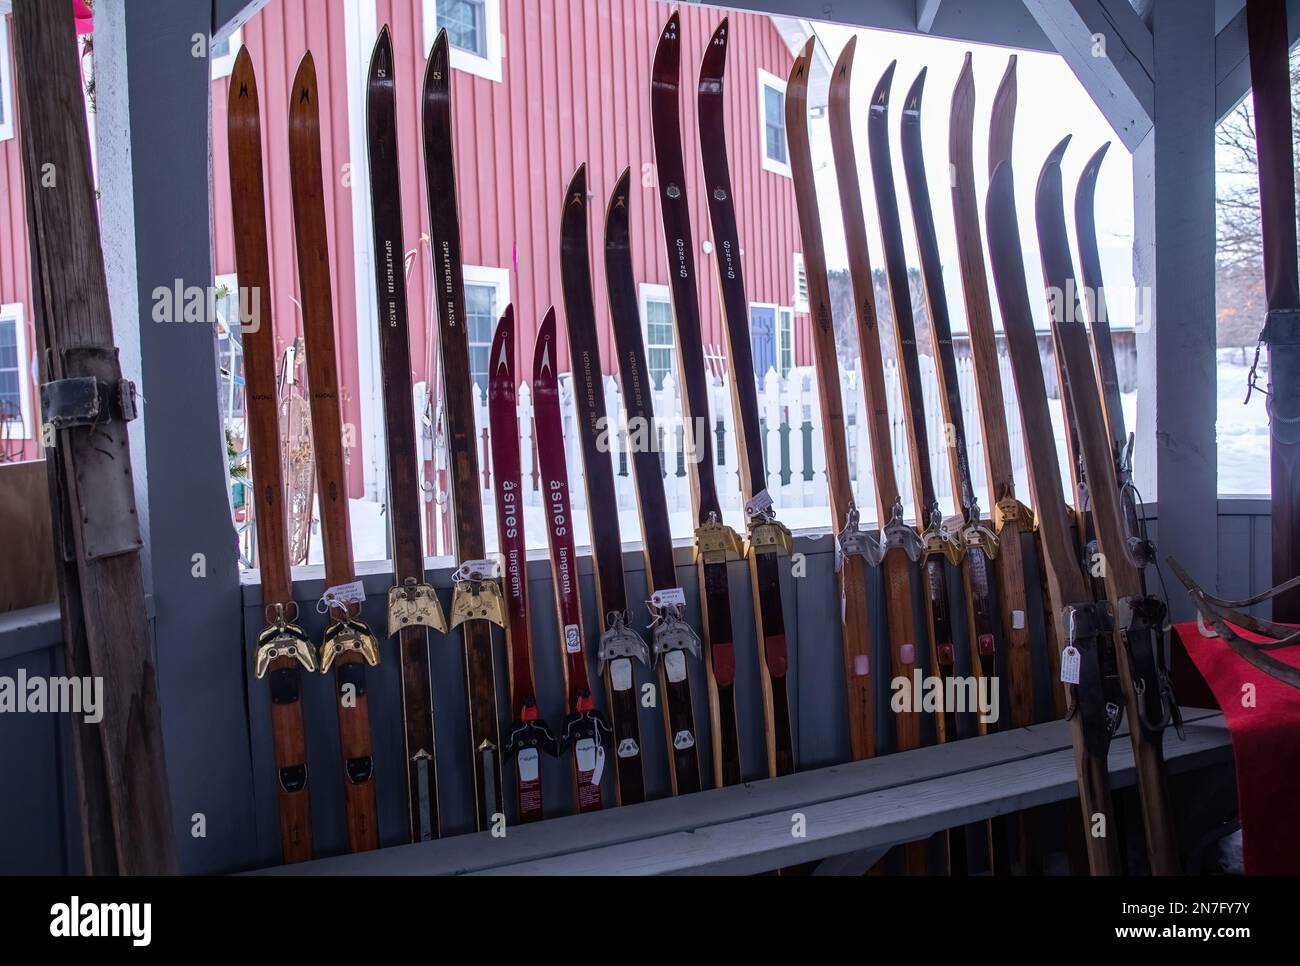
(1214, 0), (1300, 123)
(1021, 0), (1154, 151)
(212, 0), (268, 41)
(917, 0), (944, 33)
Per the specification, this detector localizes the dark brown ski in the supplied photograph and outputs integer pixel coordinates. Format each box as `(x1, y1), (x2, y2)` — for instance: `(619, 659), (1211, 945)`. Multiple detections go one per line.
(288, 51), (381, 853)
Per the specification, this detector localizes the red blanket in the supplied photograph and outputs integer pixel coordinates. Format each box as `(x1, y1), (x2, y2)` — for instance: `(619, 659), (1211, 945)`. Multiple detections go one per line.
(1175, 619), (1300, 874)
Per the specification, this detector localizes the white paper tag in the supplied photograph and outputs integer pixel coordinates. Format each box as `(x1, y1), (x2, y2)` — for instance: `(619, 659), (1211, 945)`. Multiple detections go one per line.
(651, 587), (686, 609)
(617, 737), (640, 759)
(1060, 645), (1081, 685)
(745, 489), (774, 517)
(459, 558), (498, 579)
(673, 729), (696, 751)
(611, 657), (633, 692)
(664, 649), (687, 683)
(576, 737), (597, 773)
(321, 580), (366, 610)
(592, 742), (606, 785)
(517, 747), (540, 782)
(564, 623), (581, 654)
(1012, 610), (1027, 630)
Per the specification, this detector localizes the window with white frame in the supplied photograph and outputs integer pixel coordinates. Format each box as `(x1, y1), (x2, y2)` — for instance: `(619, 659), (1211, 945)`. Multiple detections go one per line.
(0, 15), (15, 142)
(213, 274), (246, 422)
(210, 26), (242, 80)
(423, 0), (503, 83)
(0, 302), (31, 438)
(463, 265), (509, 394)
(757, 68), (790, 177)
(778, 307), (794, 378)
(792, 253), (808, 312)
(639, 284), (676, 390)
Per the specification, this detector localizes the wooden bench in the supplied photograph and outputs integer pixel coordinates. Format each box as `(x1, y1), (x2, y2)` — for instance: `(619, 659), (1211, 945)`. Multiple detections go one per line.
(255, 707), (1230, 875)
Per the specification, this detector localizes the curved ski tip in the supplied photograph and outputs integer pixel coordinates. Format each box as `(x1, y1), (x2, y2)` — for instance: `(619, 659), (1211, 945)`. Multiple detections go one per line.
(905, 66), (927, 108)
(500, 302), (514, 328)
(369, 24), (393, 73)
(832, 35), (856, 80)
(613, 164), (632, 193)
(291, 51), (316, 93)
(232, 44), (253, 80)
(871, 60), (897, 107)
(667, 9), (680, 29)
(711, 15), (729, 41)
(799, 35), (817, 61)
(1045, 133), (1071, 167)
(566, 162), (587, 198)
(377, 23), (391, 44)
(1084, 140), (1112, 176)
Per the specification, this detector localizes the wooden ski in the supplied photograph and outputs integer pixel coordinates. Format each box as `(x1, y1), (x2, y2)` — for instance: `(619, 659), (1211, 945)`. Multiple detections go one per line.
(288, 51), (381, 853)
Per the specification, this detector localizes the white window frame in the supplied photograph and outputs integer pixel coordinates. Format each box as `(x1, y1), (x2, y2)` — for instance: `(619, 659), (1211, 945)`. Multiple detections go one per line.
(0, 302), (32, 439)
(792, 252), (809, 313)
(0, 15), (15, 142)
(423, 0), (503, 84)
(463, 264), (510, 390)
(778, 306), (794, 378)
(638, 283), (677, 390)
(210, 26), (242, 80)
(757, 68), (791, 179)
(748, 300), (781, 380)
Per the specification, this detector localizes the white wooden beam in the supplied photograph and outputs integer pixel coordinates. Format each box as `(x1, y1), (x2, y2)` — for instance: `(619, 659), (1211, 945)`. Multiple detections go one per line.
(1214, 0), (1300, 122)
(212, 0), (267, 40)
(1021, 0), (1154, 150)
(916, 0), (944, 33)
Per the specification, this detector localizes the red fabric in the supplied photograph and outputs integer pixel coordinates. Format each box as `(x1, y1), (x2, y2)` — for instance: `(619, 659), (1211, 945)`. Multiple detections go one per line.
(72, 0), (93, 34)
(1175, 620), (1300, 874)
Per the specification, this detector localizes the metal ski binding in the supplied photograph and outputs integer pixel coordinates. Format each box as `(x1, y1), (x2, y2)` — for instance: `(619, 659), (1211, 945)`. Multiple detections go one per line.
(922, 506), (965, 566)
(745, 502), (794, 557)
(838, 503), (884, 566)
(254, 603), (317, 677)
(386, 576), (447, 636)
(695, 512), (743, 564)
(958, 498), (1001, 558)
(881, 497), (923, 562)
(449, 559), (506, 629)
(504, 701), (561, 759)
(993, 491), (1035, 533)
(648, 601), (702, 662)
(560, 692), (613, 751)
(596, 610), (652, 675)
(319, 616), (381, 672)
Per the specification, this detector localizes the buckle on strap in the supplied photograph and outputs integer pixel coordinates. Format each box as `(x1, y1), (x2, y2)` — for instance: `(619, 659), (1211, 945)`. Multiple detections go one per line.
(41, 373), (138, 430)
(1116, 595), (1182, 739)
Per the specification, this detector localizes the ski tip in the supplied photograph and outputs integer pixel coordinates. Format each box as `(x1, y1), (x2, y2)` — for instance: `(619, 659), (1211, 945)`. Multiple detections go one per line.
(565, 163), (587, 204)
(871, 60), (897, 109)
(492, 305), (514, 374)
(832, 34), (856, 82)
(905, 65), (927, 109)
(369, 24), (393, 77)
(533, 308), (557, 381)
(230, 46), (255, 103)
(710, 15), (729, 43)
(654, 10), (680, 71)
(1083, 140), (1112, 177)
(956, 51), (973, 85)
(291, 52), (316, 107)
(700, 17), (729, 83)
(799, 35), (816, 62)
(1044, 133), (1071, 168)
(613, 164), (632, 196)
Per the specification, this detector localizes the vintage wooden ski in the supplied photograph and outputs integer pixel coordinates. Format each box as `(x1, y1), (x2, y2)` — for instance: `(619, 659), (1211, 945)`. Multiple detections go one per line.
(421, 30), (505, 829)
(696, 18), (795, 780)
(491, 307), (558, 823)
(785, 39), (878, 766)
(985, 160), (1122, 876)
(288, 51), (381, 852)
(1036, 139), (1182, 875)
(655, 11), (748, 790)
(229, 48), (315, 863)
(533, 310), (613, 812)
(868, 59), (966, 874)
(365, 26), (445, 844)
(605, 167), (710, 795)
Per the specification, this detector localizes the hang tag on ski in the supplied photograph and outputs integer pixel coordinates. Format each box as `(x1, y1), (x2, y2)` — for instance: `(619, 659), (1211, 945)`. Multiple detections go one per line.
(650, 587), (686, 610)
(610, 657), (633, 692)
(458, 559), (498, 580)
(1060, 645), (1082, 685)
(745, 489), (774, 518)
(591, 741), (606, 785)
(319, 580), (366, 613)
(664, 649), (687, 683)
(564, 623), (581, 654)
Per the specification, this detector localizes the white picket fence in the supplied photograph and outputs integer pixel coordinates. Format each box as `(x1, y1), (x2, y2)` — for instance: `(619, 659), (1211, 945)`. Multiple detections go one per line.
(467, 351), (1026, 530)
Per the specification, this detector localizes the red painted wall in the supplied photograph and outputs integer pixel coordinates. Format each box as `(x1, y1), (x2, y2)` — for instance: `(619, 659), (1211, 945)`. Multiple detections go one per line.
(211, 0), (808, 497)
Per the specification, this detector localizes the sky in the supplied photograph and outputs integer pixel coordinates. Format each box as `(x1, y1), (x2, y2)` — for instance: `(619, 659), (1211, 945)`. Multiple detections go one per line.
(806, 20), (1136, 334)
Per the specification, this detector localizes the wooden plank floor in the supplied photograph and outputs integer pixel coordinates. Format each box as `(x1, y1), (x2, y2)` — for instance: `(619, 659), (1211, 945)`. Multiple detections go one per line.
(254, 708), (1230, 875)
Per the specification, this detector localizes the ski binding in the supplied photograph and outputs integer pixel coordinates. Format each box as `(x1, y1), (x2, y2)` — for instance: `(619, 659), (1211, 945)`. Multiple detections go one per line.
(958, 499), (1001, 558)
(254, 604), (317, 677)
(319, 616), (381, 672)
(993, 493), (1035, 533)
(649, 604), (702, 661)
(386, 577), (448, 636)
(881, 497), (924, 561)
(837, 503), (885, 566)
(504, 701), (561, 759)
(596, 610), (652, 674)
(695, 513), (743, 564)
(745, 504), (794, 557)
(921, 507), (965, 566)
(449, 559), (506, 629)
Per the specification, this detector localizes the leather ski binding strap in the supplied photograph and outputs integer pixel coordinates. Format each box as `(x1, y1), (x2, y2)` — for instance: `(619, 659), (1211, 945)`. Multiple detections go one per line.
(922, 507), (965, 566)
(449, 559), (505, 629)
(40, 372), (138, 431)
(696, 512), (743, 564)
(596, 610), (652, 675)
(254, 603), (317, 677)
(1062, 600), (1120, 757)
(958, 498), (1000, 559)
(648, 603), (702, 661)
(504, 702), (561, 758)
(1115, 594), (1182, 739)
(319, 616), (381, 672)
(386, 576), (447, 636)
(993, 492), (1035, 533)
(881, 497), (923, 561)
(838, 503), (884, 566)
(1254, 308), (1300, 444)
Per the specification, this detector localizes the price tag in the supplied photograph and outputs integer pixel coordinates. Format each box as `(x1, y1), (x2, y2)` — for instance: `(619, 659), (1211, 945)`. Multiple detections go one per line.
(459, 559), (498, 579)
(517, 747), (540, 782)
(564, 623), (581, 654)
(651, 587), (686, 609)
(1060, 645), (1081, 685)
(610, 657), (633, 692)
(664, 650), (687, 683)
(745, 489), (774, 517)
(320, 580), (366, 612)
(591, 742), (606, 785)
